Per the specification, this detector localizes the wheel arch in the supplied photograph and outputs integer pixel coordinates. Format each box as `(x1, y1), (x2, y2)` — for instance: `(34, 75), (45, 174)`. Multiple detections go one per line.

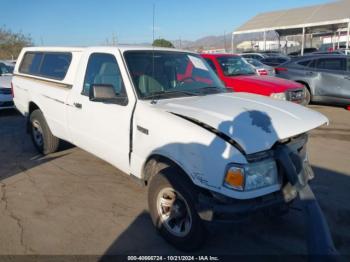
(295, 80), (312, 94)
(29, 101), (40, 114)
(142, 153), (193, 187)
(27, 101), (41, 132)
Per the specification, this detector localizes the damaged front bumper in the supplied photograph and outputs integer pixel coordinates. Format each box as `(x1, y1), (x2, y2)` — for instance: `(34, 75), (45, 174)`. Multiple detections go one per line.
(196, 140), (338, 256)
(196, 162), (313, 222)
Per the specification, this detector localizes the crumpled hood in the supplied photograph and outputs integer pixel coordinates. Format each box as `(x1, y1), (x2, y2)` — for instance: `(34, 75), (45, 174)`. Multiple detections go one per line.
(156, 92), (328, 154)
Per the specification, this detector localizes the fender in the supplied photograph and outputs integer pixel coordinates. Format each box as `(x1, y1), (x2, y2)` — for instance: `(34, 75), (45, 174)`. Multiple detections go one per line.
(142, 151), (195, 185)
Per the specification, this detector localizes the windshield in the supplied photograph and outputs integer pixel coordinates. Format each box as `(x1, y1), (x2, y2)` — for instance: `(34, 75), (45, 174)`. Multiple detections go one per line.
(6, 65), (14, 74)
(0, 63), (14, 75)
(217, 56), (256, 76)
(124, 51), (226, 100)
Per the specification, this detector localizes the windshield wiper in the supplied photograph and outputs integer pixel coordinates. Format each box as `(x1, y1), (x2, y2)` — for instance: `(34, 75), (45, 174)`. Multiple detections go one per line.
(197, 86), (231, 94)
(142, 90), (199, 100)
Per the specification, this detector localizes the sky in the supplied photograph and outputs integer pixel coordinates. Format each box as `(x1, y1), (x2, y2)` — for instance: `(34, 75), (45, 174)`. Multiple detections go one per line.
(1, 0), (334, 46)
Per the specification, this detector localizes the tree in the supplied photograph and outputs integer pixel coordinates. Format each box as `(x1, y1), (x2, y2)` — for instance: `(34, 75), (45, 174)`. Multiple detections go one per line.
(0, 26), (33, 60)
(152, 38), (174, 48)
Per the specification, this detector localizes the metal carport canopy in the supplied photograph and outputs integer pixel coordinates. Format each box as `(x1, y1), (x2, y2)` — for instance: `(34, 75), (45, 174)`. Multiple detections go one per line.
(232, 0), (350, 53)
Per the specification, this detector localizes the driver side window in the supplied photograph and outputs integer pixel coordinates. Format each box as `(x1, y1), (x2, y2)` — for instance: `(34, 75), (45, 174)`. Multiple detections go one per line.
(83, 53), (126, 97)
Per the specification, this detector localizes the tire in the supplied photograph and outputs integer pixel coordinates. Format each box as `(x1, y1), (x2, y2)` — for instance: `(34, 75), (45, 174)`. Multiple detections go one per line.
(30, 109), (60, 155)
(302, 86), (312, 105)
(148, 166), (206, 251)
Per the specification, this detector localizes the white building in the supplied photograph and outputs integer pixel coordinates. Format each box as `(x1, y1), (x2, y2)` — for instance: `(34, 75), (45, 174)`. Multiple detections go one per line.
(237, 40), (300, 51)
(201, 48), (227, 54)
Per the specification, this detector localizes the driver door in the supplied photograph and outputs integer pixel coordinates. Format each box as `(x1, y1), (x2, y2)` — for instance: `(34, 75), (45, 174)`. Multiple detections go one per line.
(67, 51), (135, 174)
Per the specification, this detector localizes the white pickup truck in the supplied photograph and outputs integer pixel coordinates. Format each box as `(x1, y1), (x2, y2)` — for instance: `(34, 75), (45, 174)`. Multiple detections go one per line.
(13, 46), (329, 251)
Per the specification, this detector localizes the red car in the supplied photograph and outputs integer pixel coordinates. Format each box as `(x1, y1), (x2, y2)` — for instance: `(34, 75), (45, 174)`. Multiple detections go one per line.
(201, 54), (306, 104)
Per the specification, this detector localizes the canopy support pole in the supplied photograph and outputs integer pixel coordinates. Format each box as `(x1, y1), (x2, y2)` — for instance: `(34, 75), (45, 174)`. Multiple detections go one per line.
(310, 34), (313, 48)
(231, 33), (235, 54)
(338, 30), (341, 49)
(301, 27), (305, 56)
(263, 30), (267, 51)
(278, 34), (281, 52)
(346, 21), (350, 50)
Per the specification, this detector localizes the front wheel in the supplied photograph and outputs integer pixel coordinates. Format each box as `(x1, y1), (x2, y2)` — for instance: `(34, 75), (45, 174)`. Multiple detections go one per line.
(148, 166), (206, 251)
(302, 86), (311, 105)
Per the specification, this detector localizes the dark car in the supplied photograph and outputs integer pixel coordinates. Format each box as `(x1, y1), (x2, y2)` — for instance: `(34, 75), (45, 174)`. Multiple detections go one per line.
(260, 56), (290, 67)
(274, 54), (350, 105)
(288, 48), (318, 57)
(240, 51), (284, 61)
(308, 51), (345, 55)
(240, 53), (268, 61)
(258, 50), (284, 56)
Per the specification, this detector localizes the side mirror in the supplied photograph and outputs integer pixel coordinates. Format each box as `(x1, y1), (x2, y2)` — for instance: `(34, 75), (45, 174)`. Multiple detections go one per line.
(89, 84), (117, 101)
(89, 84), (128, 105)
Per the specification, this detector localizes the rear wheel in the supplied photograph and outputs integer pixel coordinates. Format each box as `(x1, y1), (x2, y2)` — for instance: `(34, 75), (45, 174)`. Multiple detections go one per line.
(30, 109), (60, 155)
(148, 166), (206, 251)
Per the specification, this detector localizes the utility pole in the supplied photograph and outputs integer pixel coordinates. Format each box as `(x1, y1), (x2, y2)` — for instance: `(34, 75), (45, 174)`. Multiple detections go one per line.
(152, 3), (155, 44)
(112, 32), (117, 46)
(224, 30), (227, 53)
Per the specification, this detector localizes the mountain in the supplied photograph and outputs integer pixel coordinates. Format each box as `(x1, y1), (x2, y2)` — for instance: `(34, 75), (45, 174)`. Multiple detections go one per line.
(172, 32), (278, 51)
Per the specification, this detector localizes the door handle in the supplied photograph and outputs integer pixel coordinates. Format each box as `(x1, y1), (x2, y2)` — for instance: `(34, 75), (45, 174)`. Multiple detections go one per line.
(73, 102), (82, 109)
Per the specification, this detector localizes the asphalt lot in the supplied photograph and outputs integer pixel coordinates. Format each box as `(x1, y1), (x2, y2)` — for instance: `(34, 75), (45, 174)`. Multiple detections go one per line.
(0, 105), (349, 256)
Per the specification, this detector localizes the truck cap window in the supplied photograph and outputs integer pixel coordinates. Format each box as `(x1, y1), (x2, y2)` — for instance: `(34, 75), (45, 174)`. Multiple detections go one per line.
(124, 51), (226, 99)
(19, 52), (72, 80)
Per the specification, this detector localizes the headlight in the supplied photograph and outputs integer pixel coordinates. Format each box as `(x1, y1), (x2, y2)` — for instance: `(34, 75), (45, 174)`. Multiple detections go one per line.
(224, 158), (279, 191)
(270, 92), (286, 100)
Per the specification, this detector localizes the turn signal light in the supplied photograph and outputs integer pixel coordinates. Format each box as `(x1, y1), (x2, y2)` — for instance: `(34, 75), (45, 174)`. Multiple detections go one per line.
(224, 167), (244, 191)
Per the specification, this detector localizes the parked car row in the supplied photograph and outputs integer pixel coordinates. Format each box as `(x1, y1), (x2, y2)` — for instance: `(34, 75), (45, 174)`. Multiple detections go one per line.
(3, 48), (350, 114)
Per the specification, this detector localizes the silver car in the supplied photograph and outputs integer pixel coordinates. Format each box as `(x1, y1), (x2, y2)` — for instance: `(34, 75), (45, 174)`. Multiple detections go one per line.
(275, 55), (350, 105)
(245, 58), (275, 76)
(0, 61), (14, 110)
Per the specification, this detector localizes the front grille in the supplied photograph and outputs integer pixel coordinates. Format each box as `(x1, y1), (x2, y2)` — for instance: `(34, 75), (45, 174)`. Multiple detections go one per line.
(0, 88), (11, 95)
(278, 133), (309, 186)
(284, 133), (308, 160)
(0, 101), (14, 107)
(287, 89), (305, 101)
